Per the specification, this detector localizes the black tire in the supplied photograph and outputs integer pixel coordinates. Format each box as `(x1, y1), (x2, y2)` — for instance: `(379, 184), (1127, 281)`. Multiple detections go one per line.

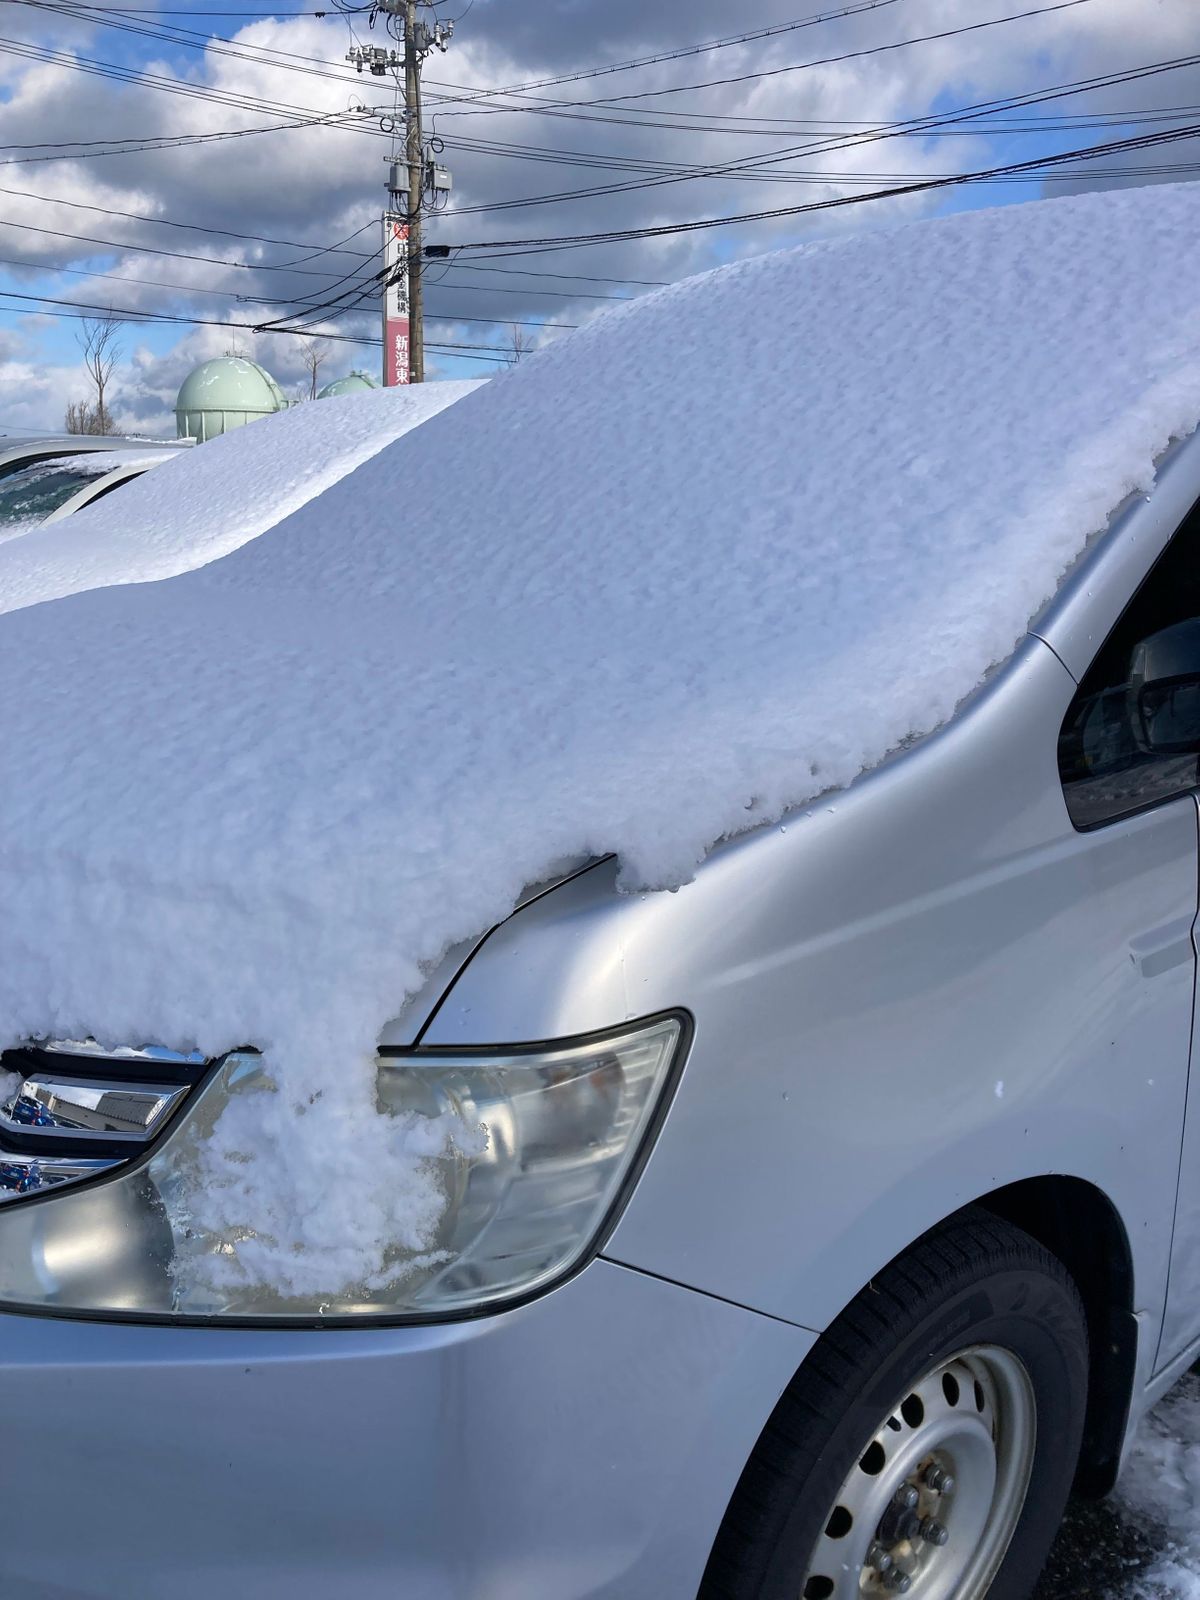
(699, 1207), (1089, 1600)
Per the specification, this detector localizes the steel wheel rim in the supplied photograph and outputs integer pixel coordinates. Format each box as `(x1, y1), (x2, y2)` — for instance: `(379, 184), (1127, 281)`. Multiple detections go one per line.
(799, 1345), (1036, 1600)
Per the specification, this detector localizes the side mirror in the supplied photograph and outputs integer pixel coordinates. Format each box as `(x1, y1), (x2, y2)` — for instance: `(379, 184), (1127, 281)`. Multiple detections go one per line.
(1130, 619), (1200, 755)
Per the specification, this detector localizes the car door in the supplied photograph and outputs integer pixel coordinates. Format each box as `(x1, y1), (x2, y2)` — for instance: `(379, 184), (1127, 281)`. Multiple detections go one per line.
(1057, 494), (1200, 1371)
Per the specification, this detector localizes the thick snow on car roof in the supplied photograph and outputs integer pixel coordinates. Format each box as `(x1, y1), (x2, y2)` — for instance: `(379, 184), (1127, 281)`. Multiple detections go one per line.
(0, 380), (480, 614)
(1, 182), (1199, 1298)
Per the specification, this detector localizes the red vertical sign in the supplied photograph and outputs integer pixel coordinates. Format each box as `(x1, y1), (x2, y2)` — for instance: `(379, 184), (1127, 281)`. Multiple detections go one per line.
(383, 214), (411, 387)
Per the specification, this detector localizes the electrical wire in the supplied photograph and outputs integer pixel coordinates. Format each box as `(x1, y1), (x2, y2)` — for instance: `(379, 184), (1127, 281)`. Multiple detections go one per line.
(435, 119), (1200, 258)
(9, 0), (374, 94)
(0, 210), (635, 303)
(533, 0), (1099, 110)
(436, 106), (1200, 188)
(0, 251), (354, 304)
(445, 261), (666, 288)
(0, 183), (376, 261)
(423, 0), (1095, 128)
(0, 34), (386, 140)
(0, 214), (383, 280)
(0, 253), (580, 330)
(433, 53), (1200, 222)
(424, 46), (1198, 145)
(60, 7), (342, 13)
(0, 108), (371, 167)
(421, 0), (917, 113)
(0, 291), (514, 359)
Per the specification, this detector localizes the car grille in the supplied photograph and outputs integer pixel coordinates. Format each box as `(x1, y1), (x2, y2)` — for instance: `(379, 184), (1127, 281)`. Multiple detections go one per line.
(0, 1040), (208, 1202)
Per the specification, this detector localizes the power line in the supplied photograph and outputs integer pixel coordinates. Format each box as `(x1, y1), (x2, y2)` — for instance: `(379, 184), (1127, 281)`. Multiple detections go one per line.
(2, 59), (1190, 268)
(0, 251), (334, 304)
(439, 52), (1200, 220)
(0, 214), (381, 280)
(435, 119), (1200, 258)
(423, 0), (916, 112)
(547, 0), (1098, 109)
(427, 275), (635, 301)
(5, 71), (1190, 300)
(0, 253), (582, 331)
(424, 0), (1094, 126)
(437, 106), (1200, 187)
(0, 209), (634, 303)
(439, 52), (1200, 222)
(445, 261), (666, 287)
(0, 183), (375, 262)
(9, 0), (373, 95)
(427, 38), (1191, 146)
(0, 34), (384, 139)
(0, 290), (513, 359)
(57, 6), (343, 13)
(0, 108), (370, 167)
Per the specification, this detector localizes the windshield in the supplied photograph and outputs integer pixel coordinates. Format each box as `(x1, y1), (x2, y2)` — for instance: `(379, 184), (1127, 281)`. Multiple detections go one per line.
(0, 458), (118, 539)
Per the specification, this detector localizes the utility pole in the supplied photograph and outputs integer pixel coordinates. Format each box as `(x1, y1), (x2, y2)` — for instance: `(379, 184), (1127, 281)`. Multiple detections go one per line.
(349, 2), (452, 386)
(404, 0), (424, 383)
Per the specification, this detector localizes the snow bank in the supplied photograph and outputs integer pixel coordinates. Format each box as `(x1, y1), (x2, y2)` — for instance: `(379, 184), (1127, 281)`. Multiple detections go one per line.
(2, 183), (1200, 1301)
(0, 381), (480, 614)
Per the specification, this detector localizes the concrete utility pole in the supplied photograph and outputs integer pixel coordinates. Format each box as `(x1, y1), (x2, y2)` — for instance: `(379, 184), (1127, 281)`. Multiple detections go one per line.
(349, 1), (452, 386)
(404, 0), (424, 383)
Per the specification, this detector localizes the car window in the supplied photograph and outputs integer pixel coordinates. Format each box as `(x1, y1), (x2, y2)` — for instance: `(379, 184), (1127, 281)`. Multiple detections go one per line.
(1058, 499), (1200, 828)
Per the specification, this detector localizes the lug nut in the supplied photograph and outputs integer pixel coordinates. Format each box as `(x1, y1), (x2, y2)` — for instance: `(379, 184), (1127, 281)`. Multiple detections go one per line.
(885, 1571), (912, 1594)
(867, 1543), (893, 1575)
(924, 1465), (956, 1495)
(920, 1518), (950, 1548)
(894, 1484), (920, 1511)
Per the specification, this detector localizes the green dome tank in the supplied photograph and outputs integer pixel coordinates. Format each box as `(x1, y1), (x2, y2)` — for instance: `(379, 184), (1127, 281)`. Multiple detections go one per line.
(317, 369), (380, 400)
(175, 357), (288, 442)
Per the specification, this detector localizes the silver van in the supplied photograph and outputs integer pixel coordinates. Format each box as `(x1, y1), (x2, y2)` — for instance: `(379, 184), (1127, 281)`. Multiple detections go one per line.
(4, 415), (1200, 1599)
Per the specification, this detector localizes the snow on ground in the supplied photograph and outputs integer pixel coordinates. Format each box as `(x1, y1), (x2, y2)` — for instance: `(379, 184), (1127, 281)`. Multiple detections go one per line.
(1115, 1377), (1200, 1598)
(1, 183), (1199, 1303)
(1037, 1375), (1200, 1600)
(0, 381), (479, 613)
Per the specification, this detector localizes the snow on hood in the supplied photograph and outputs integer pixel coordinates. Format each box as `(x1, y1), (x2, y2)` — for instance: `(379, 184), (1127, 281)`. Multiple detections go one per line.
(2, 183), (1200, 1299)
(0, 381), (479, 615)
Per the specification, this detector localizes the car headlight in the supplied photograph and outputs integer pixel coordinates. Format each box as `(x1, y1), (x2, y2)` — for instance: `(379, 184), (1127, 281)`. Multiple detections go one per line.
(0, 1015), (686, 1321)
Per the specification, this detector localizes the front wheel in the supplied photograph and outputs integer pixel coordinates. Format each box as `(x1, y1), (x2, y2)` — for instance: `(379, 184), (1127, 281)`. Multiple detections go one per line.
(699, 1209), (1089, 1600)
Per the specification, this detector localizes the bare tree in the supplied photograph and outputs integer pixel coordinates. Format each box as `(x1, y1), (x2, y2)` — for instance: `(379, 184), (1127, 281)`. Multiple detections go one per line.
(505, 323), (535, 366)
(298, 337), (331, 399)
(74, 313), (123, 434)
(64, 398), (99, 435)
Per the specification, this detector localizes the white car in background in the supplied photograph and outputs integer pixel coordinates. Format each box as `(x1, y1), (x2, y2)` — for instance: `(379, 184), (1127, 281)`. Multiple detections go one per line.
(0, 435), (186, 538)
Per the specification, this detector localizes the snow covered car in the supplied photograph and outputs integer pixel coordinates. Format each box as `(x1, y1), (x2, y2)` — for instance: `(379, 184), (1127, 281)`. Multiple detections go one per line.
(0, 435), (184, 538)
(2, 183), (1200, 1600)
(0, 381), (479, 613)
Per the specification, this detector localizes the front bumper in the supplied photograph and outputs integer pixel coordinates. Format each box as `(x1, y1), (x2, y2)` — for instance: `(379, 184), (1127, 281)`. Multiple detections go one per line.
(0, 1257), (813, 1600)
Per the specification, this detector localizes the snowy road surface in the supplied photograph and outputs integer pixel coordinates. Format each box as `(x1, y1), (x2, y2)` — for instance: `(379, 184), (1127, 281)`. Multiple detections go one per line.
(1039, 1375), (1200, 1598)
